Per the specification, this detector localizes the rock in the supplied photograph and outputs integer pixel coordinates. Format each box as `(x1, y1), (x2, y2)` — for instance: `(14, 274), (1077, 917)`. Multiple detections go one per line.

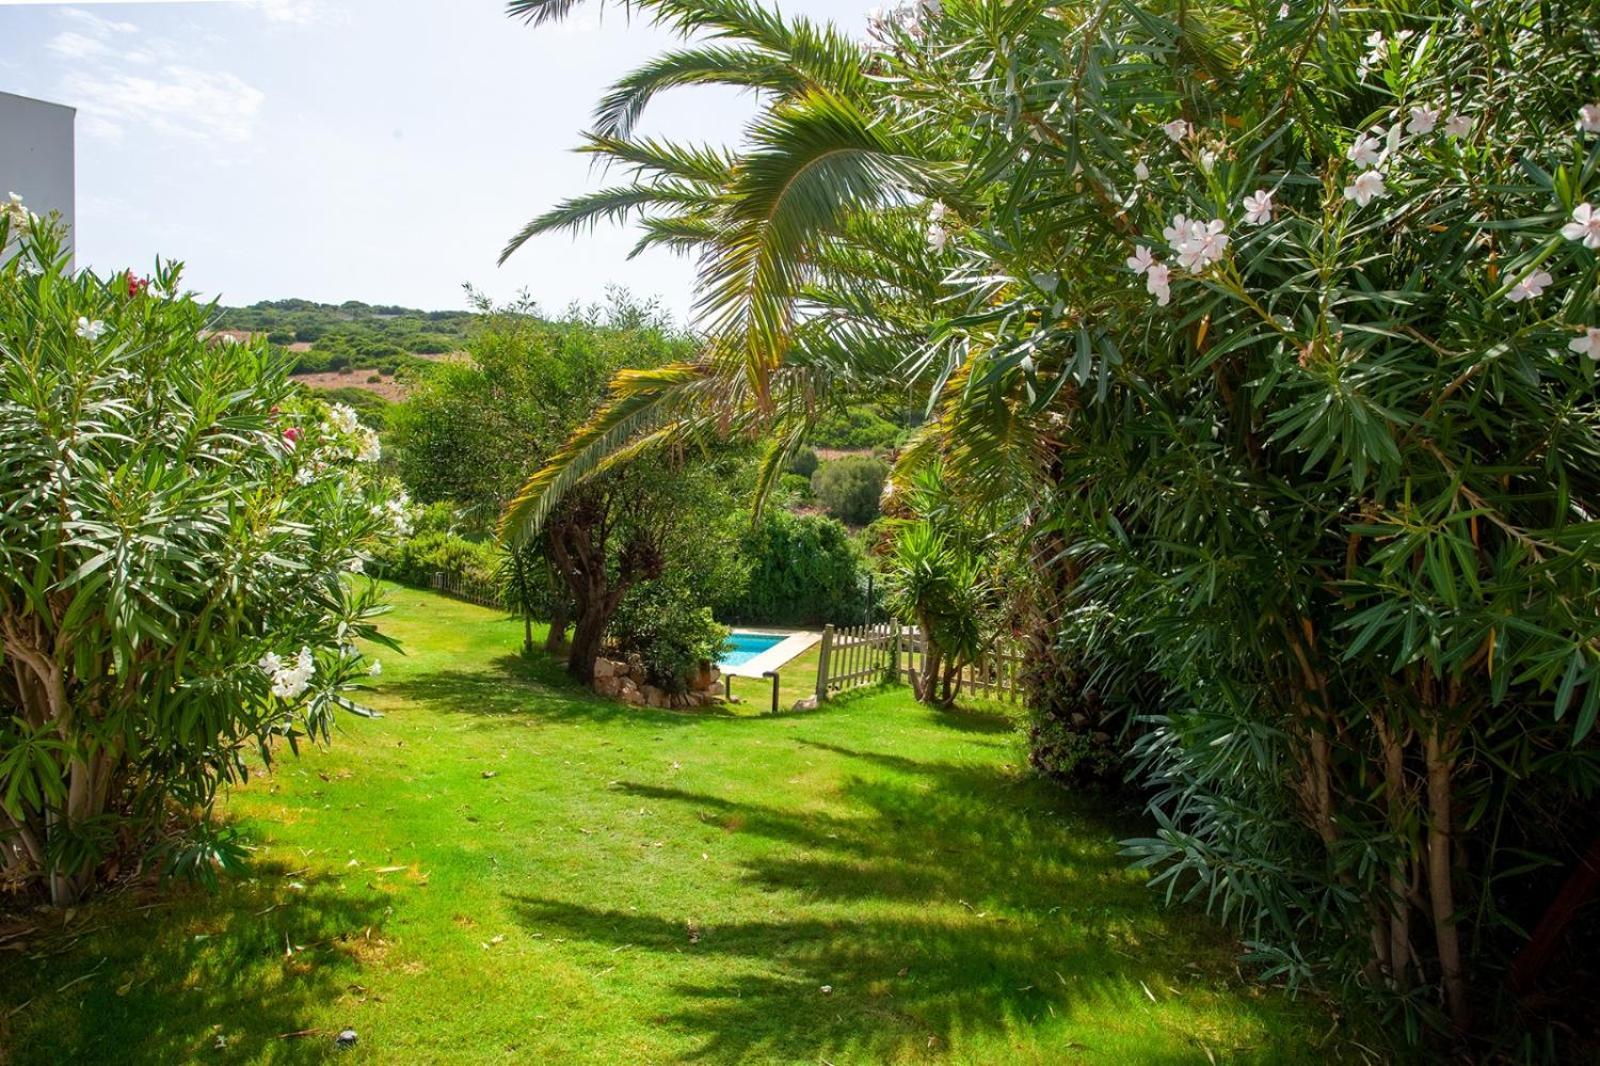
(642, 685), (666, 709)
(618, 679), (640, 703)
(792, 696), (818, 711)
(594, 675), (621, 698)
(593, 658), (617, 680)
(335, 1029), (358, 1049)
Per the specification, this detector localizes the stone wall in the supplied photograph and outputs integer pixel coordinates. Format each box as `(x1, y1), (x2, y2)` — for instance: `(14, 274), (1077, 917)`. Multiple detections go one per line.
(591, 653), (724, 709)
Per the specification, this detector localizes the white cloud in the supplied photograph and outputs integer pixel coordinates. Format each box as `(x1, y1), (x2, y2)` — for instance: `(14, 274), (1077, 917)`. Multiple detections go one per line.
(48, 30), (114, 59)
(48, 4), (268, 144)
(57, 7), (139, 35)
(249, 0), (338, 24)
(64, 66), (266, 144)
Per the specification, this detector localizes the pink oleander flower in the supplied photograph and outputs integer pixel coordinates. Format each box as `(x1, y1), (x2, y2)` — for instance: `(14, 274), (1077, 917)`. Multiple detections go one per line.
(1343, 170), (1387, 207)
(1126, 245), (1155, 274)
(1560, 203), (1600, 250)
(1145, 263), (1171, 306)
(1568, 327), (1600, 360)
(1405, 106), (1439, 136)
(1506, 269), (1553, 303)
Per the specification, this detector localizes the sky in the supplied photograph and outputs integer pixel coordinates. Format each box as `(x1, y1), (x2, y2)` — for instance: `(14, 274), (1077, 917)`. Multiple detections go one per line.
(0, 0), (868, 320)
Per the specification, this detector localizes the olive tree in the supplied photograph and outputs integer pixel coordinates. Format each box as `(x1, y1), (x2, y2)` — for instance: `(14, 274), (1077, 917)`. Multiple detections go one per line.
(0, 216), (400, 904)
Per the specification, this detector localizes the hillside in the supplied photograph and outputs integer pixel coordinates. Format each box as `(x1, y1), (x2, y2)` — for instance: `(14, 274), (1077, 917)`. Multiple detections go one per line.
(216, 298), (475, 377)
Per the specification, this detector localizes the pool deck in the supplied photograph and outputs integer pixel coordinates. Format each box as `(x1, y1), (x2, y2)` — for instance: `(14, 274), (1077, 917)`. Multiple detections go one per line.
(722, 628), (822, 678)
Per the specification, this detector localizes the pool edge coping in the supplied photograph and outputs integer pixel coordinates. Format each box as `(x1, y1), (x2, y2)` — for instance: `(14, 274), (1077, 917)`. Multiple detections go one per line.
(721, 628), (822, 678)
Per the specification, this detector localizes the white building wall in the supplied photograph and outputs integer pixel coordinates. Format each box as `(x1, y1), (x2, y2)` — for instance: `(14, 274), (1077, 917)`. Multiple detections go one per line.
(0, 91), (76, 258)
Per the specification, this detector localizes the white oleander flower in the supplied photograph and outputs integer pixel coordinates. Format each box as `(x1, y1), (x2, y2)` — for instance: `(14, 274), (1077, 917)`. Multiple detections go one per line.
(1560, 203), (1600, 250)
(1278, 3), (1290, 18)
(1347, 132), (1383, 168)
(1406, 107), (1439, 135)
(1568, 327), (1600, 360)
(1343, 170), (1387, 207)
(1444, 114), (1472, 139)
(1126, 245), (1155, 275)
(1162, 118), (1191, 143)
(76, 317), (107, 341)
(327, 403), (360, 435)
(926, 224), (948, 252)
(1133, 159), (1149, 181)
(1579, 104), (1600, 135)
(258, 652), (283, 675)
(369, 660), (383, 677)
(1242, 189), (1274, 225)
(1505, 269), (1552, 303)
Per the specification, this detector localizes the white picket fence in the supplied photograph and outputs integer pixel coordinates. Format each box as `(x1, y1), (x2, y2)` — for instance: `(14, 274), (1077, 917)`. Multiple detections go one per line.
(814, 621), (1024, 703)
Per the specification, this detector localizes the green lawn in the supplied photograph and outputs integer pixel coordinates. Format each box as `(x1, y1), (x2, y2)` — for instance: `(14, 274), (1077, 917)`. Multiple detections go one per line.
(0, 587), (1352, 1064)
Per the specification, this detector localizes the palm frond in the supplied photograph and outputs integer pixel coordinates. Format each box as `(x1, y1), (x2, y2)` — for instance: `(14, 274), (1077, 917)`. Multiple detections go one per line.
(499, 182), (712, 264)
(594, 46), (798, 137)
(498, 362), (716, 544)
(693, 88), (925, 399)
(579, 132), (738, 185)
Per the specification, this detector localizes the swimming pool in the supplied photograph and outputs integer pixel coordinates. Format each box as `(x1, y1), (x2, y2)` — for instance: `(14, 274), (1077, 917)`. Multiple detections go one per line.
(719, 631), (785, 668)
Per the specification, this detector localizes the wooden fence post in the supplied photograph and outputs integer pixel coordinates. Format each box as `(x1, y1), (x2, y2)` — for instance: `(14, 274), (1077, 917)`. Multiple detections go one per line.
(888, 619), (900, 684)
(815, 625), (834, 702)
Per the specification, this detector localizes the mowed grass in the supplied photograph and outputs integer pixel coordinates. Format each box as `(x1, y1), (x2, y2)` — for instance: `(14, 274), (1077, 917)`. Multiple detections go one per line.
(0, 586), (1350, 1064)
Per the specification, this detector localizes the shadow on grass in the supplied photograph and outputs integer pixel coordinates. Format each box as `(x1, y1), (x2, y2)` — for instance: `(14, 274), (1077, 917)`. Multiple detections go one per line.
(0, 863), (390, 1065)
(506, 741), (1311, 1064)
(381, 652), (739, 730)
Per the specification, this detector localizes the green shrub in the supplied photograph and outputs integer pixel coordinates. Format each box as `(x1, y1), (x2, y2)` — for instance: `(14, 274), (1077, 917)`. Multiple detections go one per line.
(777, 472), (812, 502)
(785, 446), (819, 478)
(809, 406), (903, 450)
(731, 509), (865, 625)
(372, 529), (500, 590)
(810, 455), (887, 526)
(607, 583), (729, 694)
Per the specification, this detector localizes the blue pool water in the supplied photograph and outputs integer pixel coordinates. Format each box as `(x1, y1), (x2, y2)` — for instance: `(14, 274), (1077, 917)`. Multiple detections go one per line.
(720, 631), (784, 668)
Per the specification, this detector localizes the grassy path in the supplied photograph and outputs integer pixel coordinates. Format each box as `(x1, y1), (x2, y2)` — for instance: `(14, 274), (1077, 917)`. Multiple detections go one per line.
(0, 587), (1346, 1063)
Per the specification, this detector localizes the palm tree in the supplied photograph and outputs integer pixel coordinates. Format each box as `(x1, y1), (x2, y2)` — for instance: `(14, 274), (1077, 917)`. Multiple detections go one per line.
(496, 0), (961, 545)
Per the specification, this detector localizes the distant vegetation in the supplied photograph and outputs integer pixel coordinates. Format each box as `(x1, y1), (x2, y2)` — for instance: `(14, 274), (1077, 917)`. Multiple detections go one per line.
(808, 404), (910, 452)
(216, 298), (475, 376)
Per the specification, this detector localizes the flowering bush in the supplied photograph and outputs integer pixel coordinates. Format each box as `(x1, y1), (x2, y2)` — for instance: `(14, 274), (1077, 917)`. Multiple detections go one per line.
(0, 215), (403, 904)
(507, 0), (1600, 1044)
(863, 0), (1600, 1036)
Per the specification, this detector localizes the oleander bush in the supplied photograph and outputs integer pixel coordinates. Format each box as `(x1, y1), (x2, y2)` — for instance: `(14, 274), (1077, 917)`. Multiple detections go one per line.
(0, 215), (402, 905)
(506, 0), (1600, 1047)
